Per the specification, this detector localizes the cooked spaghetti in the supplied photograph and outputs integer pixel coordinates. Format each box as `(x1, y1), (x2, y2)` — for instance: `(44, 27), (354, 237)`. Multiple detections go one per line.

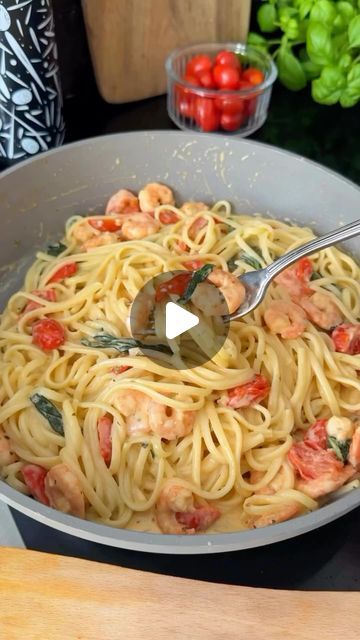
(0, 182), (360, 534)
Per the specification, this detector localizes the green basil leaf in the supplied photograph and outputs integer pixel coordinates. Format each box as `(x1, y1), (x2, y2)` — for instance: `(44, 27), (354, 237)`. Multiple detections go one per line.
(247, 32), (270, 52)
(312, 66), (346, 105)
(327, 436), (350, 463)
(241, 253), (263, 270)
(306, 22), (334, 65)
(298, 0), (314, 20)
(30, 393), (64, 436)
(339, 53), (353, 72)
(47, 242), (67, 257)
(177, 263), (214, 304)
(301, 59), (322, 79)
(310, 0), (337, 27)
(277, 46), (307, 90)
(81, 333), (172, 355)
(337, 1), (355, 20)
(340, 63), (360, 107)
(348, 15), (360, 48)
(257, 3), (277, 32)
(227, 256), (239, 273)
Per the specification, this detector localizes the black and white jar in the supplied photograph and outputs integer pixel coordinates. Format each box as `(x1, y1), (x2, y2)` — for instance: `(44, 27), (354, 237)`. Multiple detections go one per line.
(0, 0), (65, 167)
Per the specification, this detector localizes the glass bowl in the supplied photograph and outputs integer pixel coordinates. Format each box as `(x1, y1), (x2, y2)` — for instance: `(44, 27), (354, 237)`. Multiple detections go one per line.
(166, 42), (277, 137)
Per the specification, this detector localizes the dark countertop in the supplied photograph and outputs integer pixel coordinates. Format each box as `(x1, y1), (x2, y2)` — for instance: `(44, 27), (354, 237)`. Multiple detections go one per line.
(9, 81), (360, 590)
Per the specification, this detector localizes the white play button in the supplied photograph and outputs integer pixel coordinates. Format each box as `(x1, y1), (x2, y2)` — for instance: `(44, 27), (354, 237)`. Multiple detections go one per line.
(165, 301), (199, 340)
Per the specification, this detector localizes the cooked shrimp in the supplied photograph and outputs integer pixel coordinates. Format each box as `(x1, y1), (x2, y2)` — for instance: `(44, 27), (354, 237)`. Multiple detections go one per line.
(156, 480), (220, 534)
(0, 429), (17, 467)
(299, 292), (343, 330)
(82, 232), (118, 250)
(121, 213), (160, 240)
(275, 257), (313, 298)
(129, 291), (154, 336)
(148, 401), (195, 440)
(44, 463), (85, 518)
(296, 464), (355, 499)
(348, 425), (360, 468)
(192, 268), (246, 316)
(138, 183), (175, 213)
(264, 300), (307, 339)
(250, 465), (288, 496)
(72, 221), (95, 244)
(117, 390), (195, 440)
(250, 502), (301, 528)
(180, 201), (209, 216)
(105, 188), (139, 214)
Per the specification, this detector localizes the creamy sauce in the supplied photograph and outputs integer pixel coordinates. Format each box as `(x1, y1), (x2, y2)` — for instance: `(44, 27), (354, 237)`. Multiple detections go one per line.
(127, 506), (246, 534)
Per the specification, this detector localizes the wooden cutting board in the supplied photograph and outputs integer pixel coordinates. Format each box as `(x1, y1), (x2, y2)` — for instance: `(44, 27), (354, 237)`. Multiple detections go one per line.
(0, 547), (358, 640)
(81, 0), (251, 103)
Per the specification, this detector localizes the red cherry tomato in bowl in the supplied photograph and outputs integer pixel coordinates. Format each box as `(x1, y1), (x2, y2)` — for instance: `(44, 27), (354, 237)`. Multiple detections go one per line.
(186, 54), (212, 77)
(220, 111), (245, 132)
(183, 73), (200, 87)
(213, 64), (240, 90)
(214, 50), (241, 70)
(214, 95), (245, 115)
(198, 70), (216, 89)
(195, 98), (220, 132)
(178, 93), (197, 119)
(242, 67), (265, 86)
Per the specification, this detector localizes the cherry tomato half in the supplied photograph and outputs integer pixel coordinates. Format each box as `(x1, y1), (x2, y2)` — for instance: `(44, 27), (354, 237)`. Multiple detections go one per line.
(195, 98), (220, 132)
(22, 464), (49, 505)
(32, 318), (66, 351)
(159, 209), (180, 224)
(186, 54), (212, 78)
(213, 64), (240, 90)
(48, 262), (77, 284)
(242, 67), (265, 86)
(97, 415), (113, 466)
(214, 50), (241, 70)
(88, 217), (122, 232)
(155, 272), (192, 302)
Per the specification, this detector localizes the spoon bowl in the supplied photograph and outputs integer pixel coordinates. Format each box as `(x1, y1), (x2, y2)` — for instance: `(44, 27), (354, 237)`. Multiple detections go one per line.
(227, 217), (360, 321)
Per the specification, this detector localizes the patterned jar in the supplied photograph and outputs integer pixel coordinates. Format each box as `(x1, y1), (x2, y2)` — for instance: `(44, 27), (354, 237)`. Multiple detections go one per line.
(0, 0), (65, 167)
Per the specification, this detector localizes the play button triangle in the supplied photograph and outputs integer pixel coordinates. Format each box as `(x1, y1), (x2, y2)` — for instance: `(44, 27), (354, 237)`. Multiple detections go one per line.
(165, 301), (199, 340)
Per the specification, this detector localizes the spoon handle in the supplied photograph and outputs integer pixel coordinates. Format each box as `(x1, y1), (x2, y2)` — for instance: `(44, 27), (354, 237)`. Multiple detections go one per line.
(266, 218), (360, 279)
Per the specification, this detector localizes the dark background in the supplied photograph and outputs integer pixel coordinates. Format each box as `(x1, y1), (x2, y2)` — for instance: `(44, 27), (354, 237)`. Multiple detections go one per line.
(7, 0), (360, 589)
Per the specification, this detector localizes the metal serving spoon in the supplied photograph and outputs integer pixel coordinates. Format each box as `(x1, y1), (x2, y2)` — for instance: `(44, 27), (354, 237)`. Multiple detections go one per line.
(227, 218), (360, 321)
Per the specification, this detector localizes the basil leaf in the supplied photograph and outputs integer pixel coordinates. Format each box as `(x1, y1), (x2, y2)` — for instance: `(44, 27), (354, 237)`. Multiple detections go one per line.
(242, 253), (263, 270)
(348, 15), (360, 48)
(30, 393), (64, 436)
(277, 46), (307, 90)
(227, 256), (239, 273)
(257, 3), (277, 33)
(247, 32), (270, 52)
(298, 0), (314, 20)
(310, 0), (337, 27)
(47, 242), (66, 257)
(306, 22), (334, 66)
(327, 436), (350, 463)
(312, 66), (346, 105)
(310, 271), (322, 281)
(339, 53), (353, 73)
(340, 63), (360, 108)
(81, 333), (172, 355)
(177, 263), (214, 304)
